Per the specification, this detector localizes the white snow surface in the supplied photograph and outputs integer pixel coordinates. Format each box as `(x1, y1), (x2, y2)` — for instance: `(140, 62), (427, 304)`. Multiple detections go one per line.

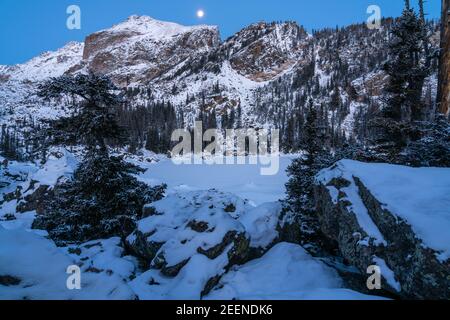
(0, 152), (392, 300)
(372, 256), (401, 292)
(106, 15), (218, 40)
(317, 160), (450, 261)
(238, 201), (283, 248)
(0, 226), (135, 300)
(206, 243), (386, 300)
(31, 149), (78, 187)
(134, 155), (295, 206)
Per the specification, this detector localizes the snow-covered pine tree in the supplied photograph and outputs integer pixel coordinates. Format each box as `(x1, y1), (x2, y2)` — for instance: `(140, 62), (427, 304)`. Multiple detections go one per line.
(401, 114), (450, 167)
(370, 1), (429, 157)
(32, 73), (166, 245)
(285, 101), (333, 215)
(36, 74), (126, 150)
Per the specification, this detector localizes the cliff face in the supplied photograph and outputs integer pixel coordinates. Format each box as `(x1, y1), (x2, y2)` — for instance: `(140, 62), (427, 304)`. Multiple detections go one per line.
(439, 0), (450, 115)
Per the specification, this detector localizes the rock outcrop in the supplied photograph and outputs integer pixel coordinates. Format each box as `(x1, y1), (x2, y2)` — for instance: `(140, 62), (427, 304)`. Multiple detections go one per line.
(0, 149), (78, 221)
(126, 190), (251, 298)
(16, 183), (53, 214)
(314, 160), (450, 299)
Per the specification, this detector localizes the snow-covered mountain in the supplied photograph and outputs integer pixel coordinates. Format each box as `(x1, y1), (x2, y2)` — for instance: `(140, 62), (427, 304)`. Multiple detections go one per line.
(75, 15), (220, 86)
(0, 15), (440, 154)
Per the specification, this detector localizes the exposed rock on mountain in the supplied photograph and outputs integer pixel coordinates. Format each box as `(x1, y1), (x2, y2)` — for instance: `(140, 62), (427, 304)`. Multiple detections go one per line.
(79, 15), (220, 86)
(222, 21), (308, 81)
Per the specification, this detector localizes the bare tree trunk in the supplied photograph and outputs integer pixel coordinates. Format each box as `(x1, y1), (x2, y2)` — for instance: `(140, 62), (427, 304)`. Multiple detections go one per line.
(438, 0), (450, 116)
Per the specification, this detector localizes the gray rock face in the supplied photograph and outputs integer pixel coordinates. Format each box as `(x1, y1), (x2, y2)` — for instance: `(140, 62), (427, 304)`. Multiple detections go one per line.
(314, 163), (450, 299)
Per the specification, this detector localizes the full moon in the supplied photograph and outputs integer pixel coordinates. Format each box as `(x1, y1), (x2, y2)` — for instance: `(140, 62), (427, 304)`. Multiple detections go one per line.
(196, 9), (205, 18)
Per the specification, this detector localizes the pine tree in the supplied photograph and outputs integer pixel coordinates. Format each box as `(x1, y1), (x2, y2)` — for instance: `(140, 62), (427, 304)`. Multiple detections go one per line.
(401, 114), (450, 167)
(285, 101), (333, 215)
(32, 74), (166, 245)
(37, 74), (125, 151)
(370, 2), (429, 156)
(384, 5), (427, 121)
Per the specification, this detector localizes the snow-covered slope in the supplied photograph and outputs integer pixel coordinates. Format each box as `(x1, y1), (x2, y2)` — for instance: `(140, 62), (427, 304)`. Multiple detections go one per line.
(0, 42), (84, 83)
(0, 226), (135, 300)
(104, 15), (217, 39)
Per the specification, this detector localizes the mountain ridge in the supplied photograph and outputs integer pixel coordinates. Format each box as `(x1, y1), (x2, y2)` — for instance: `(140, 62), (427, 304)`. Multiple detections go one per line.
(0, 15), (440, 156)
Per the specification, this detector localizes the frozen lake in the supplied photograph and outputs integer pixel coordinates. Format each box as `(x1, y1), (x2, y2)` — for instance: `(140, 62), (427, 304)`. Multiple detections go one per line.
(137, 155), (296, 206)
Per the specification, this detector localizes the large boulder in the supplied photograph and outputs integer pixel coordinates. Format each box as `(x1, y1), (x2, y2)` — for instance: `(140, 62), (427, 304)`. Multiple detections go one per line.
(126, 190), (252, 299)
(314, 160), (450, 299)
(239, 202), (283, 249)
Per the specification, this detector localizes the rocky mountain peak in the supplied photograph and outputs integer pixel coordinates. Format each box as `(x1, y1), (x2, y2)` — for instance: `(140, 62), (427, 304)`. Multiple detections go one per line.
(79, 15), (220, 86)
(104, 15), (219, 41)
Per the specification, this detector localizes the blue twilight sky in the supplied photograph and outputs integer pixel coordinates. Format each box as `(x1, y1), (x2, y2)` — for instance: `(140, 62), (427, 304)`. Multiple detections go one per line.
(0, 0), (441, 65)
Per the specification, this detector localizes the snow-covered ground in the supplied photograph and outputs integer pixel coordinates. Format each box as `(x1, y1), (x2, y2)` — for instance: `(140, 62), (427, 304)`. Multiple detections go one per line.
(0, 152), (388, 300)
(206, 243), (386, 300)
(0, 227), (135, 300)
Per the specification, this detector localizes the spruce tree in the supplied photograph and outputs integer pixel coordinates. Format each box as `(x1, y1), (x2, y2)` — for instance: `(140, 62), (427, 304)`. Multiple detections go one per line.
(32, 74), (166, 245)
(370, 2), (429, 156)
(285, 101), (333, 215)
